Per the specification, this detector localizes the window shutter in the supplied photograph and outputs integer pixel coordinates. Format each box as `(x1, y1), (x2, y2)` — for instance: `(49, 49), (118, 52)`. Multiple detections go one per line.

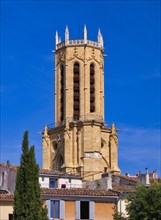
(90, 201), (95, 220)
(60, 200), (65, 219)
(46, 200), (51, 219)
(75, 201), (80, 219)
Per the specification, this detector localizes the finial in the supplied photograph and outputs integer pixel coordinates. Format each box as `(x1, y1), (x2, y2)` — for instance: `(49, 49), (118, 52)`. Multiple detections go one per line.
(84, 24), (87, 44)
(65, 25), (69, 42)
(55, 31), (58, 49)
(98, 28), (101, 35)
(44, 125), (48, 136)
(98, 28), (101, 45)
(111, 123), (116, 134)
(98, 28), (103, 48)
(101, 33), (104, 48)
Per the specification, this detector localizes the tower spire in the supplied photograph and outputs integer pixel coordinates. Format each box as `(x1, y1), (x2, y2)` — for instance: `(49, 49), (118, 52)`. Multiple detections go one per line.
(84, 24), (87, 44)
(98, 28), (103, 48)
(55, 31), (58, 49)
(65, 25), (69, 45)
(98, 28), (101, 46)
(101, 32), (104, 48)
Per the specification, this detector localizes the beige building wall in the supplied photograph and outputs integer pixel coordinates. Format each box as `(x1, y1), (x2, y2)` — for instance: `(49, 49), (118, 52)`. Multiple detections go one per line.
(65, 201), (75, 220)
(42, 27), (120, 180)
(0, 202), (13, 220)
(95, 202), (114, 220)
(118, 199), (129, 218)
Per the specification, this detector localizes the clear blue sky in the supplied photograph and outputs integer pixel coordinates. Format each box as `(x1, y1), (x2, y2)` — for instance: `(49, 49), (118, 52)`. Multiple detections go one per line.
(1, 0), (161, 176)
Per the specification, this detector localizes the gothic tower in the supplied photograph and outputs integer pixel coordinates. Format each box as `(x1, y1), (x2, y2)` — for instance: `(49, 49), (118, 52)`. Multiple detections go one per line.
(42, 25), (120, 180)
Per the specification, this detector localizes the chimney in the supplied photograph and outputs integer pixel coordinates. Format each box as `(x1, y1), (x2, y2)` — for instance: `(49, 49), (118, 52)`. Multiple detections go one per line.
(145, 168), (150, 186)
(102, 172), (112, 190)
(138, 168), (150, 186)
(7, 160), (10, 167)
(152, 169), (158, 179)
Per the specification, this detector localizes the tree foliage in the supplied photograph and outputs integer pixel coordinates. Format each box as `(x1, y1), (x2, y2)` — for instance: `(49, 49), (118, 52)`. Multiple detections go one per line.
(126, 183), (161, 220)
(13, 131), (48, 220)
(113, 206), (127, 220)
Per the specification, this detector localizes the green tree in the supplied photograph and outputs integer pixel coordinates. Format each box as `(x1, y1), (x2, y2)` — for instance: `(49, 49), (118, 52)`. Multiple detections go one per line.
(126, 184), (161, 220)
(13, 131), (48, 220)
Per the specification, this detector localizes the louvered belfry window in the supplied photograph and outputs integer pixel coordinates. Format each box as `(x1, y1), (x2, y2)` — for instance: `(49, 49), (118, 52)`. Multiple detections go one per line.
(60, 65), (64, 122)
(73, 63), (80, 120)
(90, 63), (95, 112)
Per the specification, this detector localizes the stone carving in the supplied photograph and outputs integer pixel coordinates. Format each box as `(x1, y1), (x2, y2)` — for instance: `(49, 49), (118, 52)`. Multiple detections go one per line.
(42, 126), (50, 147)
(110, 123), (118, 146)
(86, 48), (100, 64)
(67, 47), (85, 63)
(56, 51), (65, 66)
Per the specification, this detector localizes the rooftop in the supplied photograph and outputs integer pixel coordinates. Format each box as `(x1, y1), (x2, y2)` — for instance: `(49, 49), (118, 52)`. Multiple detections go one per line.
(112, 183), (136, 193)
(39, 169), (81, 178)
(41, 188), (118, 198)
(0, 162), (17, 171)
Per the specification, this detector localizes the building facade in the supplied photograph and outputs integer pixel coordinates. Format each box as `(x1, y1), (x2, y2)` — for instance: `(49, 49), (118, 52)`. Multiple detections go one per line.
(42, 26), (120, 180)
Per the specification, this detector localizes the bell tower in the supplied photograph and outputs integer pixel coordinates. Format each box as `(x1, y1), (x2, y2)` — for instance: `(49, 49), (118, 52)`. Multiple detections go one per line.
(42, 25), (120, 180)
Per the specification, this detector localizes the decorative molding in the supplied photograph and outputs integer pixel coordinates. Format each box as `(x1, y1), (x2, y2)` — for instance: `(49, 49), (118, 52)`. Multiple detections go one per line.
(56, 51), (65, 66)
(86, 49), (100, 64)
(67, 47), (85, 63)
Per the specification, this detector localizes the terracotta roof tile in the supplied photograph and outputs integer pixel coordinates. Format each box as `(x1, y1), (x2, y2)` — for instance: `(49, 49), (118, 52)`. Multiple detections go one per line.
(41, 188), (118, 197)
(0, 194), (14, 201)
(113, 174), (138, 183)
(39, 169), (63, 175)
(112, 183), (136, 193)
(0, 188), (118, 202)
(39, 169), (81, 178)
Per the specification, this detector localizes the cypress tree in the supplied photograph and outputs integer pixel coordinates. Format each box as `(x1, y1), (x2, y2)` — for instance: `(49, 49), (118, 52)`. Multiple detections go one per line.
(13, 131), (48, 220)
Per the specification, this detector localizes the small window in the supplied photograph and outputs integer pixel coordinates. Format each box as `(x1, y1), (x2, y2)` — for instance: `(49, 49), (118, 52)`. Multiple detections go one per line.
(51, 200), (59, 218)
(49, 178), (57, 188)
(42, 177), (44, 181)
(61, 184), (66, 188)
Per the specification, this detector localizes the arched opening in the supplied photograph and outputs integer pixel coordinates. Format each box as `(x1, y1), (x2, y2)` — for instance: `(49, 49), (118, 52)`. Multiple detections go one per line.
(52, 141), (58, 152)
(73, 62), (80, 120)
(101, 138), (107, 149)
(60, 64), (65, 122)
(90, 63), (95, 112)
(54, 156), (64, 171)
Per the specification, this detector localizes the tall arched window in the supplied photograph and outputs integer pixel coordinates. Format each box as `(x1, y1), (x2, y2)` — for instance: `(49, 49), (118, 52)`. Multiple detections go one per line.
(73, 62), (80, 120)
(90, 63), (95, 112)
(60, 65), (64, 122)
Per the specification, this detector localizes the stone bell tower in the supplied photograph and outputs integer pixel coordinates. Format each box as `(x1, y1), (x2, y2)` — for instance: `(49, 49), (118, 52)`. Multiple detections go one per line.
(42, 25), (120, 180)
